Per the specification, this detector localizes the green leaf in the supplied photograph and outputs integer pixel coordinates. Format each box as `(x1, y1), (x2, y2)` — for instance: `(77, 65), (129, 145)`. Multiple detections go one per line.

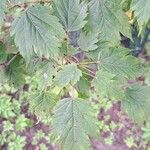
(98, 47), (139, 78)
(0, 68), (6, 86)
(88, 0), (131, 44)
(35, 61), (56, 90)
(3, 121), (14, 132)
(0, 95), (16, 119)
(142, 123), (150, 140)
(52, 98), (98, 150)
(8, 135), (26, 150)
(52, 0), (87, 31)
(92, 70), (124, 99)
(78, 31), (99, 51)
(9, 0), (25, 4)
(0, 0), (7, 26)
(122, 84), (150, 123)
(86, 41), (111, 60)
(59, 42), (77, 57)
(124, 136), (136, 148)
(15, 114), (31, 131)
(54, 64), (82, 88)
(76, 75), (90, 98)
(39, 144), (47, 150)
(0, 41), (8, 64)
(131, 0), (150, 27)
(30, 91), (57, 118)
(3, 36), (19, 54)
(5, 55), (26, 87)
(121, 0), (132, 11)
(92, 70), (114, 94)
(26, 55), (41, 74)
(11, 5), (66, 61)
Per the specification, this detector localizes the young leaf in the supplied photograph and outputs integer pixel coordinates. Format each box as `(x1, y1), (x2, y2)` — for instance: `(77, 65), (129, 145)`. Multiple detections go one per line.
(54, 64), (82, 88)
(11, 5), (66, 61)
(52, 0), (87, 31)
(15, 114), (31, 131)
(88, 0), (131, 44)
(8, 135), (26, 150)
(78, 31), (99, 51)
(131, 0), (150, 27)
(52, 98), (99, 150)
(122, 84), (150, 123)
(98, 47), (139, 78)
(0, 96), (16, 119)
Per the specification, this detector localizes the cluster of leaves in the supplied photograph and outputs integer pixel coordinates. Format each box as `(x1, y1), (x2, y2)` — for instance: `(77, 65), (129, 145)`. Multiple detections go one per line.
(0, 0), (150, 149)
(0, 87), (59, 150)
(0, 82), (150, 150)
(0, 93), (30, 150)
(0, 84), (146, 150)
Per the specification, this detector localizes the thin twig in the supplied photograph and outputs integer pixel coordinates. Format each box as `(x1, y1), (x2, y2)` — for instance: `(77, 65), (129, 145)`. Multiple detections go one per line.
(8, 4), (21, 10)
(77, 61), (100, 66)
(8, 0), (52, 10)
(82, 71), (95, 78)
(71, 56), (79, 63)
(25, 0), (51, 3)
(141, 27), (150, 48)
(6, 53), (19, 66)
(80, 65), (95, 76)
(0, 53), (19, 70)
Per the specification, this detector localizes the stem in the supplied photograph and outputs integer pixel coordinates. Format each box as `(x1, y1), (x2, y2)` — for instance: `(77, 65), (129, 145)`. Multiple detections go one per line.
(0, 53), (19, 70)
(66, 30), (70, 55)
(141, 27), (150, 48)
(131, 25), (150, 56)
(82, 71), (95, 78)
(8, 0), (52, 10)
(8, 4), (21, 10)
(25, 0), (51, 2)
(71, 56), (79, 63)
(80, 65), (95, 76)
(77, 61), (100, 66)
(48, 57), (60, 66)
(6, 53), (18, 67)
